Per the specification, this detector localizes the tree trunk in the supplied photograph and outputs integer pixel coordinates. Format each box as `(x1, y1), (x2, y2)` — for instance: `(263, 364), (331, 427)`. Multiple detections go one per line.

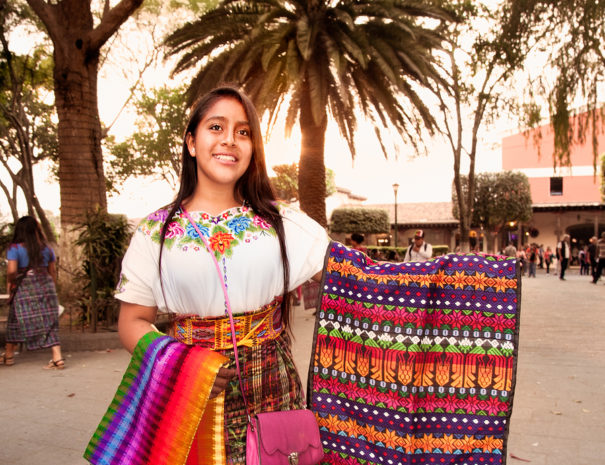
(53, 52), (106, 227)
(452, 150), (470, 253)
(27, 0), (144, 229)
(298, 83), (328, 227)
(27, 0), (143, 303)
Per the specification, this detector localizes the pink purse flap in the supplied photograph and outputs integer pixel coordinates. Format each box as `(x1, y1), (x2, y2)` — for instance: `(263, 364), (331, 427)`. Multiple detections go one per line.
(255, 410), (322, 455)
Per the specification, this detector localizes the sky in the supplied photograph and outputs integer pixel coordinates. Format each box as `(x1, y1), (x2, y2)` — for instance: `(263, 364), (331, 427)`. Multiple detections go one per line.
(2, 5), (511, 221)
(26, 114), (506, 219)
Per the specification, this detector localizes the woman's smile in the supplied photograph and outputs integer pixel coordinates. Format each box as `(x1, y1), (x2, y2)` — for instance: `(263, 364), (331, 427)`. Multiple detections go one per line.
(213, 152), (238, 162)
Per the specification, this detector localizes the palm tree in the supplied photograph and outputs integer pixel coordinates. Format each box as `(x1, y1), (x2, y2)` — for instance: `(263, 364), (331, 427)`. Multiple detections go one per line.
(165, 0), (454, 226)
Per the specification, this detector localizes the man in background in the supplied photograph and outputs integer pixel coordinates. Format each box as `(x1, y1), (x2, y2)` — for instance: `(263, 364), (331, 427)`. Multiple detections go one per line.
(587, 236), (598, 280)
(350, 233), (368, 254)
(556, 234), (571, 280)
(404, 229), (433, 262)
(592, 232), (605, 284)
(504, 243), (517, 257)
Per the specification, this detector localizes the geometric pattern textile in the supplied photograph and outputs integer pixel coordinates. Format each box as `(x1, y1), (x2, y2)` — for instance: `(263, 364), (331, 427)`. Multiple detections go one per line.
(308, 242), (521, 465)
(7, 269), (60, 350)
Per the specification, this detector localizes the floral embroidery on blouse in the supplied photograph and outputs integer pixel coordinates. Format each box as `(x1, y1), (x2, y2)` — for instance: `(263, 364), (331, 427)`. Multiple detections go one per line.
(116, 274), (129, 294)
(139, 205), (277, 259)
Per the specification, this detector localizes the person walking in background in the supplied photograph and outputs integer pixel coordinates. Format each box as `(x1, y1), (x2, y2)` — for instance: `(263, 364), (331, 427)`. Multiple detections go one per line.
(557, 234), (571, 280)
(579, 246), (589, 276)
(587, 236), (598, 280)
(504, 242), (517, 257)
(527, 244), (538, 278)
(544, 246), (553, 274)
(403, 229), (432, 262)
(538, 244), (545, 269)
(1, 216), (64, 369)
(516, 246), (527, 276)
(350, 232), (368, 254)
(592, 232), (605, 284)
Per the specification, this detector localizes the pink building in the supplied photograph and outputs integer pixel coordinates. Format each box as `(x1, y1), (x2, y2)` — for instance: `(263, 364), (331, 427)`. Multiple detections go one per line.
(502, 112), (604, 256)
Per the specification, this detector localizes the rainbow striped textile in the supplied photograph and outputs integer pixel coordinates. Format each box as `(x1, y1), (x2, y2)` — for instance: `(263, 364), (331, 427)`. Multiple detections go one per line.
(308, 242), (521, 465)
(84, 331), (228, 465)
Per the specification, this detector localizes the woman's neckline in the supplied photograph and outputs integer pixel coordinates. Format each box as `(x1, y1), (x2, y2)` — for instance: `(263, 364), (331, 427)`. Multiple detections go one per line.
(180, 204), (248, 218)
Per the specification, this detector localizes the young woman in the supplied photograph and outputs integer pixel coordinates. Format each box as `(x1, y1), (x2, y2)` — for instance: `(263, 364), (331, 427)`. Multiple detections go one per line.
(116, 85), (330, 463)
(2, 216), (64, 369)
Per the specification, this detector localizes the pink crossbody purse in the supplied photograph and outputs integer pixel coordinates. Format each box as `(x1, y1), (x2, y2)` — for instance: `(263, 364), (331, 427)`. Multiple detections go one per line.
(182, 207), (324, 465)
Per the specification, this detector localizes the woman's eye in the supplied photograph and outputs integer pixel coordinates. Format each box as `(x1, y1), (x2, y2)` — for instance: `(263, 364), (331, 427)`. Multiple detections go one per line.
(238, 128), (250, 137)
(209, 124), (222, 131)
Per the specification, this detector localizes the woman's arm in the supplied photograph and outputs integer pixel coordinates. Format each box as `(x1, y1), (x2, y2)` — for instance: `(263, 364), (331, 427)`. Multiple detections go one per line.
(6, 259), (17, 293)
(118, 302), (158, 353)
(47, 261), (57, 284)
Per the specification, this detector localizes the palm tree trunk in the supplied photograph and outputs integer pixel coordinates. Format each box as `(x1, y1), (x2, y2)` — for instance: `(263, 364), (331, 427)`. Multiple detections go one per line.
(298, 86), (328, 227)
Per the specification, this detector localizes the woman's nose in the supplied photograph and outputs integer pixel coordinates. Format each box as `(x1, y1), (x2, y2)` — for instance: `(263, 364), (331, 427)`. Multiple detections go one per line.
(221, 131), (235, 146)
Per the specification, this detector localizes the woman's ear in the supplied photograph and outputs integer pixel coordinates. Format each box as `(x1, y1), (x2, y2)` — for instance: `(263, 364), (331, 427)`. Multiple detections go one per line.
(186, 133), (196, 156)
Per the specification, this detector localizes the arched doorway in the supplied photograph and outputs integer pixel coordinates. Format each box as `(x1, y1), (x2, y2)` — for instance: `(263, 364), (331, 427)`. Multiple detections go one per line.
(566, 222), (605, 266)
(567, 223), (604, 247)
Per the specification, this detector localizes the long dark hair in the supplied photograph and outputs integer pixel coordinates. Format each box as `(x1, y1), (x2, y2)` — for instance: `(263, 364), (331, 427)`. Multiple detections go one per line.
(158, 85), (292, 328)
(11, 216), (48, 268)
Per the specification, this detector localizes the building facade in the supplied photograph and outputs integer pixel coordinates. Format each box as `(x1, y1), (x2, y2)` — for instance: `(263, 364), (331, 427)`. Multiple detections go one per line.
(502, 113), (605, 256)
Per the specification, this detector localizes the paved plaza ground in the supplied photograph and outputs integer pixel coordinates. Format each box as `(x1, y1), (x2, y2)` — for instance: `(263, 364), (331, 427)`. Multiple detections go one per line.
(0, 266), (603, 465)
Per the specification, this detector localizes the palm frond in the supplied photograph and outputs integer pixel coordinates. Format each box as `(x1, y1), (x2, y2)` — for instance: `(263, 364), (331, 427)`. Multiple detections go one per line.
(167, 0), (454, 156)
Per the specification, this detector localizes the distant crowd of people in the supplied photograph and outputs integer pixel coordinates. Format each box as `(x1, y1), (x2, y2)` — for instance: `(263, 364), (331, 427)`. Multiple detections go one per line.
(353, 230), (605, 285)
(502, 231), (605, 283)
(353, 230), (433, 263)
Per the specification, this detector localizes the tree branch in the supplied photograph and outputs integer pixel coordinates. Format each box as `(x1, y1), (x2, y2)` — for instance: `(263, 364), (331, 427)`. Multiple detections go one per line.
(88, 0), (144, 52)
(25, 0), (61, 43)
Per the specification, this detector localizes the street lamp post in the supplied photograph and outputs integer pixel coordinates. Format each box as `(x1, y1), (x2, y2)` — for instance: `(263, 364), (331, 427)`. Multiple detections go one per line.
(392, 183), (399, 249)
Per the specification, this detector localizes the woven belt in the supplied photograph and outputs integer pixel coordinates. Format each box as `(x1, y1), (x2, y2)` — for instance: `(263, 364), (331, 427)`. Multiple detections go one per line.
(172, 298), (283, 350)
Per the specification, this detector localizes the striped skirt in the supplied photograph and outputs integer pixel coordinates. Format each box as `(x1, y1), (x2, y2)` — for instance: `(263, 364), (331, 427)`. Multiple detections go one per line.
(172, 300), (305, 465)
(7, 269), (60, 350)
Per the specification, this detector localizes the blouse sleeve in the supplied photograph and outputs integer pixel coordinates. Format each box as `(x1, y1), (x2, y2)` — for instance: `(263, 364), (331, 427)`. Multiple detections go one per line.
(280, 204), (330, 290)
(44, 246), (56, 264)
(115, 220), (161, 308)
(6, 244), (18, 261)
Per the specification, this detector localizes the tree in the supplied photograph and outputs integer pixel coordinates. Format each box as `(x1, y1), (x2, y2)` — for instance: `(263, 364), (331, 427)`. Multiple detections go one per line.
(269, 162), (335, 203)
(165, 0), (455, 226)
(502, 1), (605, 169)
(105, 85), (188, 191)
(435, 1), (534, 251)
(453, 171), (532, 252)
(0, 2), (57, 240)
(25, 0), (145, 228)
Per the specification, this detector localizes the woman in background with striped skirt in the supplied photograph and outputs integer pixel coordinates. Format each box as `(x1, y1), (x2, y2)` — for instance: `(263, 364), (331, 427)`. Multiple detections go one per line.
(1, 216), (64, 369)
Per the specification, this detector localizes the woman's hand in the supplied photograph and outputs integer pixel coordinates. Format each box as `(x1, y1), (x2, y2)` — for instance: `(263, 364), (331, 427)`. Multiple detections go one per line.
(210, 366), (237, 399)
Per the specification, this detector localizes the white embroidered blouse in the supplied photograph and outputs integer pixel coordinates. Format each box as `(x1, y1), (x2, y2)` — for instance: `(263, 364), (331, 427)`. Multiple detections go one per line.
(115, 204), (330, 317)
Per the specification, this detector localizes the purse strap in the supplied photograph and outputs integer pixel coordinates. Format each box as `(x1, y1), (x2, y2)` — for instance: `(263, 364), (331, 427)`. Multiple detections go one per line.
(181, 206), (252, 418)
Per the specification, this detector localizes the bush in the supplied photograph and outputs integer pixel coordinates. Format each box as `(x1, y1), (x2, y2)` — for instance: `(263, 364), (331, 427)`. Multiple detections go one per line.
(330, 207), (390, 234)
(74, 208), (132, 331)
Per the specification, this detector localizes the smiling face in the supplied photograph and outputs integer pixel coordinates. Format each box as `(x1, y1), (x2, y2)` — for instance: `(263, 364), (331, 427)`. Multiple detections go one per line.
(186, 97), (253, 196)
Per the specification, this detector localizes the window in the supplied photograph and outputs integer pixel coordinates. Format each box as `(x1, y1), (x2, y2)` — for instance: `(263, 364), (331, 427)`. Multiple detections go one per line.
(550, 177), (563, 196)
